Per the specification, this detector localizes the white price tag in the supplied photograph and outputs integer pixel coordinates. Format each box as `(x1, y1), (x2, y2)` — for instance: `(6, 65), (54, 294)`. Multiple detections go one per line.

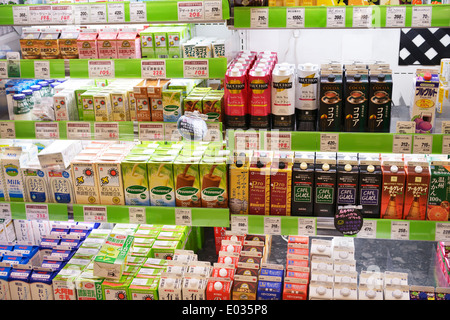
(52, 5), (74, 24)
(391, 220), (410, 240)
(250, 8), (269, 28)
(83, 206), (107, 223)
(231, 215), (248, 235)
(413, 135), (433, 154)
(34, 60), (50, 79)
(412, 6), (432, 28)
(25, 204), (49, 221)
(13, 6), (29, 25)
(286, 8), (305, 28)
(178, 1), (204, 21)
(0, 203), (11, 220)
(392, 134), (412, 154)
(356, 220), (377, 239)
(353, 7), (372, 28)
(327, 7), (346, 28)
(435, 223), (450, 242)
(0, 61), (7, 78)
(203, 122), (222, 142)
(0, 121), (16, 139)
(164, 122), (182, 141)
(234, 131), (260, 150)
(141, 60), (166, 79)
(320, 133), (339, 152)
(442, 135), (450, 155)
(107, 3), (125, 23)
(129, 207), (146, 224)
(66, 122), (91, 140)
(90, 4), (107, 24)
(175, 208), (192, 226)
(442, 121), (450, 134)
(129, 2), (147, 22)
(88, 60), (115, 79)
(264, 217), (281, 235)
(35, 122), (60, 140)
(94, 122), (120, 140)
(183, 60), (209, 78)
(385, 6), (406, 28)
(204, 0), (222, 21)
(29, 5), (52, 24)
(138, 122), (164, 141)
(396, 121), (415, 134)
(265, 132), (291, 151)
(73, 5), (90, 24)
(298, 218), (316, 236)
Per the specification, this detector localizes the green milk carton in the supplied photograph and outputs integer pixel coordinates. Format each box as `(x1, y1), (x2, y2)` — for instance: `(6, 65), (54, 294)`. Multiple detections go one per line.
(122, 154), (151, 206)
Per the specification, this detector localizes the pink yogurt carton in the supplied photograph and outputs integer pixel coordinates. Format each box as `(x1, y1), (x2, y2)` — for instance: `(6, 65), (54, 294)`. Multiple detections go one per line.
(97, 31), (118, 59)
(117, 31), (141, 59)
(77, 31), (98, 59)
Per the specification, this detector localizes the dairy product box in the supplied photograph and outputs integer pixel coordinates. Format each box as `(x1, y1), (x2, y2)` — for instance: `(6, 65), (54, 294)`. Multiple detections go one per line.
(97, 31), (117, 59)
(102, 275), (133, 300)
(151, 240), (182, 259)
(158, 272), (183, 300)
(117, 31), (141, 59)
(20, 28), (41, 59)
(39, 29), (61, 60)
(8, 266), (33, 300)
(121, 154), (151, 206)
(0, 219), (16, 244)
(0, 264), (12, 300)
(128, 276), (159, 300)
(182, 275), (208, 300)
(38, 140), (83, 170)
(206, 277), (232, 300)
(77, 31), (98, 59)
(30, 268), (57, 300)
(95, 154), (125, 205)
(71, 151), (100, 204)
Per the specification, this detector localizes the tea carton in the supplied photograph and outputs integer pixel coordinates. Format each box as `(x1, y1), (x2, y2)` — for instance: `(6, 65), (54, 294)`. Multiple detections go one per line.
(271, 65), (296, 130)
(404, 159), (430, 220)
(225, 67), (248, 129)
(367, 70), (393, 132)
(314, 152), (337, 217)
(77, 31), (98, 59)
(411, 69), (440, 133)
(200, 156), (228, 208)
(291, 152), (315, 216)
(59, 30), (79, 59)
(174, 155), (202, 207)
(249, 67), (271, 129)
(358, 153), (382, 218)
(97, 30), (118, 59)
(380, 158), (406, 219)
(148, 154), (176, 207)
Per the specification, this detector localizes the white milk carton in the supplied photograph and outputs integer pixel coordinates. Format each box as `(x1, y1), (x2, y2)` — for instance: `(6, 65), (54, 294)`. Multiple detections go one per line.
(158, 272), (183, 300)
(8, 265), (33, 300)
(46, 166), (75, 204)
(38, 140), (83, 170)
(0, 219), (16, 243)
(30, 267), (56, 300)
(0, 264), (12, 300)
(22, 158), (50, 203)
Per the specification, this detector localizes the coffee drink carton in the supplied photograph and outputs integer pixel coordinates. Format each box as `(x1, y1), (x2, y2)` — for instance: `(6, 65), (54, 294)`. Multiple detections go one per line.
(291, 152), (315, 216)
(358, 153), (382, 218)
(174, 155), (202, 207)
(336, 153), (359, 207)
(249, 153), (271, 215)
(367, 69), (393, 132)
(319, 71), (343, 131)
(314, 152), (337, 217)
(200, 156), (228, 208)
(228, 152), (251, 215)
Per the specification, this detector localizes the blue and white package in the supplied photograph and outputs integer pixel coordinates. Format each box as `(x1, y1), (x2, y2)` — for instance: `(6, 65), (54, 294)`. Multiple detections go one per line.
(0, 265), (12, 300)
(30, 268), (57, 300)
(8, 266), (33, 300)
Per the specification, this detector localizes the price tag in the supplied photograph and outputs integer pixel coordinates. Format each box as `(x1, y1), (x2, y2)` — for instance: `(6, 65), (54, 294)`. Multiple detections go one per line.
(396, 121), (415, 134)
(413, 134), (433, 154)
(320, 133), (339, 152)
(231, 215), (248, 235)
(66, 122), (91, 140)
(0, 61), (7, 78)
(265, 132), (291, 151)
(83, 206), (107, 223)
(353, 7), (372, 28)
(412, 6), (432, 28)
(435, 223), (450, 242)
(29, 5), (52, 24)
(442, 121), (450, 134)
(25, 204), (49, 221)
(35, 122), (60, 140)
(34, 60), (50, 79)
(52, 5), (74, 24)
(385, 6), (406, 28)
(264, 217), (281, 235)
(203, 122), (222, 142)
(178, 1), (204, 21)
(183, 60), (209, 78)
(391, 220), (410, 240)
(392, 134), (412, 154)
(73, 5), (90, 24)
(298, 218), (316, 236)
(107, 3), (125, 23)
(442, 135), (450, 155)
(286, 8), (305, 28)
(129, 2), (147, 22)
(204, 0), (222, 21)
(250, 8), (269, 28)
(90, 4), (107, 24)
(138, 122), (164, 141)
(356, 219), (377, 239)
(94, 122), (120, 140)
(141, 60), (166, 79)
(13, 6), (29, 25)
(88, 60), (115, 79)
(234, 131), (260, 150)
(0, 203), (11, 220)
(0, 121), (16, 139)
(129, 207), (146, 224)
(327, 7), (346, 28)
(164, 122), (182, 141)
(175, 208), (192, 226)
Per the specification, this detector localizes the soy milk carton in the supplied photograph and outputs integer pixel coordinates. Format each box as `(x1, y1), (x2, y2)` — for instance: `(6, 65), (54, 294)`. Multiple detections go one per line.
(47, 167), (75, 204)
(122, 154), (151, 206)
(71, 151), (100, 205)
(95, 153), (125, 205)
(22, 160), (49, 203)
(147, 155), (176, 207)
(200, 156), (228, 208)
(174, 155), (201, 207)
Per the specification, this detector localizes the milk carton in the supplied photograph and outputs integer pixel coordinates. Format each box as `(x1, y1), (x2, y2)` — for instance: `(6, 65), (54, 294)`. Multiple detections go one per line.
(30, 268), (57, 300)
(75, 269), (104, 300)
(46, 166), (75, 204)
(22, 160), (50, 203)
(0, 219), (16, 244)
(97, 30), (118, 59)
(71, 151), (100, 205)
(0, 265), (12, 300)
(8, 266), (33, 300)
(158, 272), (183, 300)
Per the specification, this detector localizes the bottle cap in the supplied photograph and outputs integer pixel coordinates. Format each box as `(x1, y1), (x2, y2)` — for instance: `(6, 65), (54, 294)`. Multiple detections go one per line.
(367, 165), (375, 173)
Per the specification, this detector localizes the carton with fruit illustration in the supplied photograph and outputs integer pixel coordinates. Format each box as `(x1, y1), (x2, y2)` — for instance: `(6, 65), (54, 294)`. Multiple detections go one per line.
(411, 69), (439, 133)
(427, 159), (450, 221)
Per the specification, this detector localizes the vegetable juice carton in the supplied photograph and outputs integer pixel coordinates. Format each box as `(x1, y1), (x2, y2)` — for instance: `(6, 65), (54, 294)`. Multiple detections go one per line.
(148, 154), (176, 207)
(117, 30), (141, 59)
(200, 156), (228, 208)
(95, 154), (125, 206)
(427, 159), (450, 221)
(225, 68), (248, 129)
(336, 153), (359, 207)
(77, 31), (98, 59)
(249, 67), (271, 129)
(367, 69), (393, 132)
(358, 154), (382, 218)
(319, 71), (343, 131)
(314, 152), (337, 217)
(343, 71), (369, 132)
(97, 30), (118, 59)
(228, 152), (250, 215)
(411, 69), (439, 133)
(380, 158), (406, 219)
(122, 154), (151, 206)
(249, 154), (271, 215)
(93, 92), (112, 122)
(404, 159), (430, 220)
(71, 151), (101, 205)
(174, 155), (202, 207)
(270, 158), (292, 216)
(291, 152), (315, 216)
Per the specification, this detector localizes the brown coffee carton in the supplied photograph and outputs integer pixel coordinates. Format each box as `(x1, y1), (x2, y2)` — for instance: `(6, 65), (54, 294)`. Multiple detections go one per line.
(249, 154), (271, 215)
(59, 30), (79, 59)
(174, 155), (202, 207)
(39, 29), (61, 59)
(200, 156), (228, 208)
(232, 275), (258, 300)
(228, 152), (251, 215)
(20, 28), (41, 59)
(292, 152), (315, 216)
(270, 158), (292, 216)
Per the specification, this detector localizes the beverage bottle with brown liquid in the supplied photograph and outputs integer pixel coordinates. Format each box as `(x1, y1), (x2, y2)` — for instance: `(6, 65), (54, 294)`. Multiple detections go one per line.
(383, 195), (398, 219)
(406, 196), (421, 220)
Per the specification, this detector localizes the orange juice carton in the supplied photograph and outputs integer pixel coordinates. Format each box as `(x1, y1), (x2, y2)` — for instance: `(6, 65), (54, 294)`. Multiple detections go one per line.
(309, 280), (333, 300)
(97, 29), (118, 59)
(206, 277), (232, 300)
(117, 29), (141, 59)
(77, 30), (98, 59)
(283, 277), (308, 300)
(232, 275), (258, 300)
(380, 159), (406, 219)
(427, 158), (450, 221)
(404, 159), (430, 220)
(212, 262), (235, 280)
(411, 69), (440, 133)
(182, 275), (208, 300)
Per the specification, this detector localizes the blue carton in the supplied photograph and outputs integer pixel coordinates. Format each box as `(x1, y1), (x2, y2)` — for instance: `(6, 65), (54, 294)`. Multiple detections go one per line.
(0, 265), (12, 299)
(41, 257), (67, 272)
(257, 275), (283, 300)
(60, 237), (82, 250)
(0, 245), (14, 255)
(30, 268), (58, 300)
(8, 267), (33, 300)
(50, 248), (76, 261)
(2, 255), (30, 265)
(13, 245), (38, 258)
